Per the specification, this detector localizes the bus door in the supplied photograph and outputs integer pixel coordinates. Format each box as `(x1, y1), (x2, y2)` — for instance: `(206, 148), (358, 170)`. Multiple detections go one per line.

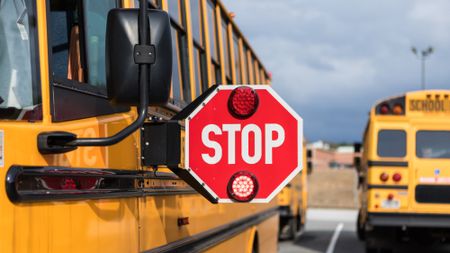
(411, 122), (450, 212)
(37, 1), (141, 251)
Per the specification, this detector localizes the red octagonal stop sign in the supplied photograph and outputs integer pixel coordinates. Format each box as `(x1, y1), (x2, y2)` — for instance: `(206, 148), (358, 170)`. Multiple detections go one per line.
(184, 85), (302, 203)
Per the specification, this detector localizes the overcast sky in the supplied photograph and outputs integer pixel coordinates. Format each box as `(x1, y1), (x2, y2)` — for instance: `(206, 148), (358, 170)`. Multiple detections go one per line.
(222, 0), (450, 143)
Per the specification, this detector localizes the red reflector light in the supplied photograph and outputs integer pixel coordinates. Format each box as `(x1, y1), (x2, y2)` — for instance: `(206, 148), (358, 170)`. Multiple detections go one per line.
(387, 193), (394, 201)
(379, 172), (389, 182)
(41, 176), (99, 190)
(380, 103), (390, 115)
(228, 87), (259, 119)
(227, 171), (259, 202)
(61, 178), (77, 190)
(392, 173), (402, 182)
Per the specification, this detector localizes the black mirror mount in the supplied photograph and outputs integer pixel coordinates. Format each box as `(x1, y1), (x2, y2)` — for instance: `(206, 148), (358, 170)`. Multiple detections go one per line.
(38, 0), (171, 153)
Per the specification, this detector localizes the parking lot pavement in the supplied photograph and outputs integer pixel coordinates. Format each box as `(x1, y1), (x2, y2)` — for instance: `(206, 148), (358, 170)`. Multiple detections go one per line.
(279, 208), (450, 253)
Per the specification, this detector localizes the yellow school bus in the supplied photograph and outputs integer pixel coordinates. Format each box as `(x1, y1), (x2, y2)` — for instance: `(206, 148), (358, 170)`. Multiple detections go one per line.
(0, 0), (278, 252)
(355, 90), (450, 252)
(277, 142), (308, 240)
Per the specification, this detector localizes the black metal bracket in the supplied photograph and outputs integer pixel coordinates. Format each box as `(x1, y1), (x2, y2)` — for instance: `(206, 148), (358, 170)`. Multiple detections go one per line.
(38, 132), (78, 154)
(134, 44), (156, 64)
(141, 120), (181, 168)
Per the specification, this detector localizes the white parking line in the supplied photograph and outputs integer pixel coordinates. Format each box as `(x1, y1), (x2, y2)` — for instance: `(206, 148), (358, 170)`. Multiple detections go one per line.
(326, 223), (344, 253)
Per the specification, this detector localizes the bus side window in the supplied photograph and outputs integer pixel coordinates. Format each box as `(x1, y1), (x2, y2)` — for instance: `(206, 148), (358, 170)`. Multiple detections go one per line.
(191, 0), (207, 97)
(50, 0), (78, 81)
(82, 0), (117, 89)
(206, 0), (221, 84)
(49, 0), (118, 94)
(221, 19), (231, 83)
(167, 0), (191, 106)
(67, 25), (83, 82)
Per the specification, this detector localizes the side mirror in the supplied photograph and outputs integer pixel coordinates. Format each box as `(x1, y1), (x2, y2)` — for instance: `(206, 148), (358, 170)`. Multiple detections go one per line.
(306, 149), (313, 174)
(106, 9), (172, 105)
(354, 142), (362, 153)
(307, 161), (313, 175)
(353, 142), (362, 173)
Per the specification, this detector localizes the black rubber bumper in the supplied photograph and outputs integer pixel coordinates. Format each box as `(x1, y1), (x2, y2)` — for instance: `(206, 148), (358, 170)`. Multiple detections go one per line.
(368, 212), (450, 228)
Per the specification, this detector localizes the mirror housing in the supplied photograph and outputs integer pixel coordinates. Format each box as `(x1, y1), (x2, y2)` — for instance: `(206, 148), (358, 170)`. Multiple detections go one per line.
(106, 9), (172, 105)
(354, 142), (362, 153)
(307, 161), (313, 175)
(353, 142), (362, 172)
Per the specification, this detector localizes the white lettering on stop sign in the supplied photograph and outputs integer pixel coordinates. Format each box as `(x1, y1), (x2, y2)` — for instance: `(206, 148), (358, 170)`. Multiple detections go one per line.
(201, 124), (285, 165)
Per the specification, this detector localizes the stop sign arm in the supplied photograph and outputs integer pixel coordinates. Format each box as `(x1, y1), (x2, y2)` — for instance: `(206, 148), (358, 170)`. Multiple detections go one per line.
(172, 84), (219, 121)
(141, 85), (222, 203)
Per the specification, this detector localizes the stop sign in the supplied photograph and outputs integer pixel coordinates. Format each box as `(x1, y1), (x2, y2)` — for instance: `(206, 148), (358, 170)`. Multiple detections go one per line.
(184, 85), (302, 203)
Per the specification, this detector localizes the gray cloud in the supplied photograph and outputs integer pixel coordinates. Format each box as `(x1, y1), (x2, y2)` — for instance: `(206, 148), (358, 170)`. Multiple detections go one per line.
(222, 0), (450, 142)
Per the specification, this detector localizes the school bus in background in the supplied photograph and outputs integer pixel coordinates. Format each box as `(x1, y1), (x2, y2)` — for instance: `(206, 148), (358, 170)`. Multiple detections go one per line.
(0, 0), (278, 252)
(355, 90), (450, 252)
(278, 142), (308, 240)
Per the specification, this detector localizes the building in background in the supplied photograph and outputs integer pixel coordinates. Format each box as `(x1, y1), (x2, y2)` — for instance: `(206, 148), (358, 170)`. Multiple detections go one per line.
(307, 141), (355, 170)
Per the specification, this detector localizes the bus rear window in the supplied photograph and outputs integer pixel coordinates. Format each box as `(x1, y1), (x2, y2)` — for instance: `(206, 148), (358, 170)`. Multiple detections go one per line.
(416, 131), (450, 159)
(377, 130), (406, 157)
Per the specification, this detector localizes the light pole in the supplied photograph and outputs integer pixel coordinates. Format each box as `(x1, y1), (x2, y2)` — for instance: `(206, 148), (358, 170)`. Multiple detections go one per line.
(411, 46), (434, 90)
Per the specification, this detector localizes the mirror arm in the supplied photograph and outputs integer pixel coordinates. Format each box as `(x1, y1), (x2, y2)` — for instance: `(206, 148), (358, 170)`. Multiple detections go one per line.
(38, 0), (151, 153)
(69, 0), (150, 147)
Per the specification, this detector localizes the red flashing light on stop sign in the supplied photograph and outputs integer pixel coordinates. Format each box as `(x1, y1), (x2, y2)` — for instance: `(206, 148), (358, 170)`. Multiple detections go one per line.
(228, 86), (259, 119)
(227, 171), (259, 202)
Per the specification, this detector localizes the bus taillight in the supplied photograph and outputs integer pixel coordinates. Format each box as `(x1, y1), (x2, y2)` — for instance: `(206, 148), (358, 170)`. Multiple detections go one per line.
(379, 172), (389, 182)
(228, 87), (259, 119)
(392, 173), (402, 182)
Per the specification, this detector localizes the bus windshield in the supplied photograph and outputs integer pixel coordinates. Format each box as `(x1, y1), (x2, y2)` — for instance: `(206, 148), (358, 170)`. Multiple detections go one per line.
(416, 131), (450, 159)
(0, 0), (37, 119)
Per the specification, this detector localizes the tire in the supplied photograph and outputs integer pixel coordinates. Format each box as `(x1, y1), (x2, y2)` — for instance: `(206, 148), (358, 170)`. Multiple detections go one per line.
(357, 209), (366, 241)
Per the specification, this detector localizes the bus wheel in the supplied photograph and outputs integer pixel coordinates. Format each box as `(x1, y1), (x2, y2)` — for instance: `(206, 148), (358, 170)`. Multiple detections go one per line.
(357, 210), (366, 241)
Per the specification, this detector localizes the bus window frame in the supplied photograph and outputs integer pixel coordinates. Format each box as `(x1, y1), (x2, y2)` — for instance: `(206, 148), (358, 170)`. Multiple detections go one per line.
(219, 16), (231, 84)
(162, 0), (192, 108)
(189, 0), (208, 97)
(231, 30), (241, 84)
(376, 129), (407, 158)
(46, 0), (130, 122)
(203, 0), (222, 86)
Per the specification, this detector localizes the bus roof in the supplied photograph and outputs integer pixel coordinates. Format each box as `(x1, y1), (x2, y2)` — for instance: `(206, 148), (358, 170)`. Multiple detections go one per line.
(371, 89), (450, 117)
